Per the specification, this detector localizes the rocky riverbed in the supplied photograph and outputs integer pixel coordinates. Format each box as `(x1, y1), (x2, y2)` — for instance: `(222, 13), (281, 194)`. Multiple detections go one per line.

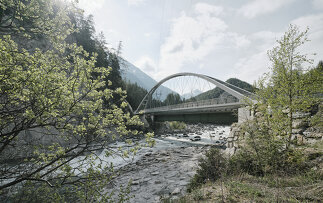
(113, 145), (208, 202)
(107, 124), (231, 202)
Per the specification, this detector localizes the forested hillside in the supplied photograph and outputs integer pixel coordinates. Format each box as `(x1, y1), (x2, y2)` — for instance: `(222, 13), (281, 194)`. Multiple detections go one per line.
(189, 78), (254, 101)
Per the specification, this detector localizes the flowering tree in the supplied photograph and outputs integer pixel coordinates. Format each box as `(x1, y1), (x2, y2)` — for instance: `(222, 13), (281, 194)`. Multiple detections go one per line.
(0, 0), (152, 201)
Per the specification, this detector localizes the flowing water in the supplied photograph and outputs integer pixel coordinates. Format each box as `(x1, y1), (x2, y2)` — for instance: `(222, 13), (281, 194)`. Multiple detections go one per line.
(104, 124), (232, 202)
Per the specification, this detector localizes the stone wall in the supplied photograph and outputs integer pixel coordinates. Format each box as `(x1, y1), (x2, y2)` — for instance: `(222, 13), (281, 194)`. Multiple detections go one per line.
(227, 102), (323, 153)
(238, 107), (253, 123)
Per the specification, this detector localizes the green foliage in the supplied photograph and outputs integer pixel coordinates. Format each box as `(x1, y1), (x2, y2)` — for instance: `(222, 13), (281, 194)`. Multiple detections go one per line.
(227, 181), (265, 199)
(226, 78), (255, 93)
(0, 0), (74, 40)
(190, 86), (224, 101)
(189, 78), (254, 101)
(191, 189), (205, 201)
(123, 81), (148, 110)
(0, 0), (151, 201)
(188, 126), (311, 190)
(255, 24), (323, 147)
(168, 121), (186, 130)
(188, 148), (227, 191)
(71, 11), (123, 92)
(164, 93), (182, 106)
(186, 25), (322, 196)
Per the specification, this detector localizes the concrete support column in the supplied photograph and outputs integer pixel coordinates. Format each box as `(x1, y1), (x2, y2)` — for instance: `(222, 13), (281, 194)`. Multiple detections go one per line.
(139, 115), (150, 128)
(238, 107), (253, 123)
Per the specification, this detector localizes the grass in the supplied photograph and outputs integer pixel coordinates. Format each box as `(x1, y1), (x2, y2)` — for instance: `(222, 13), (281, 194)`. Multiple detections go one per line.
(162, 172), (323, 202)
(162, 132), (323, 202)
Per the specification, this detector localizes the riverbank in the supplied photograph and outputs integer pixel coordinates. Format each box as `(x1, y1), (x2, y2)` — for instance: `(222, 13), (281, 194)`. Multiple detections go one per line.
(105, 124), (232, 202)
(110, 145), (207, 202)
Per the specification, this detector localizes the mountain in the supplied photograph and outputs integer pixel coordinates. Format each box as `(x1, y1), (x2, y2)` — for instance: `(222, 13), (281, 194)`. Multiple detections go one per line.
(119, 58), (174, 100)
(181, 89), (203, 99)
(225, 78), (255, 93)
(189, 78), (254, 102)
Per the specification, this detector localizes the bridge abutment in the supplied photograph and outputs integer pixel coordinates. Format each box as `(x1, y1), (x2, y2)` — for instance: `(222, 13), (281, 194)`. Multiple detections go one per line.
(238, 107), (253, 123)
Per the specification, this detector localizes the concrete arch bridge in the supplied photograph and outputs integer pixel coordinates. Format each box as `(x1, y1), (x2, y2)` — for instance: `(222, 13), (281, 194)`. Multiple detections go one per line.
(135, 73), (255, 124)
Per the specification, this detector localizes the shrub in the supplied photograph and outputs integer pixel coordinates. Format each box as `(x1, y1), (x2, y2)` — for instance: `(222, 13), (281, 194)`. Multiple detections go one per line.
(188, 148), (227, 191)
(169, 121), (186, 130)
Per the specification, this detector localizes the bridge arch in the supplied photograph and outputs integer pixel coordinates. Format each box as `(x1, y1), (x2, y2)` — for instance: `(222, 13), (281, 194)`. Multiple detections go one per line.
(135, 72), (255, 114)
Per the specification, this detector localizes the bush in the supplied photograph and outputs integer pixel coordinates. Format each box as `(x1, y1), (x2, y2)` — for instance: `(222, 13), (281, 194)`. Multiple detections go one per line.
(169, 121), (186, 130)
(234, 120), (310, 176)
(188, 148), (227, 191)
(188, 128), (310, 192)
(229, 147), (309, 177)
(228, 149), (264, 176)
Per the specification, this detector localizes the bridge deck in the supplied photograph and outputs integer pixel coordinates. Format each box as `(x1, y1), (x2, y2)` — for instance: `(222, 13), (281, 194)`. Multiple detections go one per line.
(141, 101), (242, 115)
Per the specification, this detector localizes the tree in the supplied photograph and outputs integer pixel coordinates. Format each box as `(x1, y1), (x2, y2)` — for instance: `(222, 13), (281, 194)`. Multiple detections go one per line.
(0, 0), (74, 47)
(255, 24), (322, 148)
(0, 0), (152, 201)
(70, 11), (123, 102)
(164, 93), (182, 106)
(228, 26), (322, 176)
(123, 81), (148, 110)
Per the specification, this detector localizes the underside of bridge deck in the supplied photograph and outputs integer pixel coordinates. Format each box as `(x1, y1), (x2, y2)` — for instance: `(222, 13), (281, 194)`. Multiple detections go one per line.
(151, 112), (237, 124)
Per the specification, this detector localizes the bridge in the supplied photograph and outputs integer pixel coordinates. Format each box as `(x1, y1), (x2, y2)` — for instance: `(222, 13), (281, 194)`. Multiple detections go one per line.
(135, 73), (255, 124)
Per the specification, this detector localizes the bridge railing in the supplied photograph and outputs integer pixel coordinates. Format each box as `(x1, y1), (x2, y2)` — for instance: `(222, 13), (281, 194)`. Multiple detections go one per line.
(144, 97), (239, 113)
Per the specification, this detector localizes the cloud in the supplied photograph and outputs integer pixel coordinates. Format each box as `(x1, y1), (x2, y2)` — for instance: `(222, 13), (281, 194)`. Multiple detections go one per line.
(144, 32), (152, 37)
(232, 13), (323, 83)
(291, 13), (323, 32)
(157, 3), (250, 80)
(232, 31), (279, 83)
(194, 2), (224, 16)
(291, 13), (323, 65)
(312, 0), (323, 9)
(233, 51), (270, 84)
(239, 0), (295, 19)
(77, 0), (105, 14)
(134, 56), (158, 74)
(128, 0), (145, 6)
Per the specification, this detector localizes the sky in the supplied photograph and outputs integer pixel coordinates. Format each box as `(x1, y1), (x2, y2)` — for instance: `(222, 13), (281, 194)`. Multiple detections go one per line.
(77, 0), (323, 84)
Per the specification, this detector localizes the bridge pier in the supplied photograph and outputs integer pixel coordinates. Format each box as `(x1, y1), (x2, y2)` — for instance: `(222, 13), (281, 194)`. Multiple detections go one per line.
(150, 115), (155, 123)
(238, 107), (253, 123)
(139, 114), (150, 128)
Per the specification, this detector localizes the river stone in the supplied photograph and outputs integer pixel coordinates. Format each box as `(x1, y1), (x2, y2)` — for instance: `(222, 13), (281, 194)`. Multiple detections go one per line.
(151, 171), (159, 176)
(154, 187), (170, 196)
(178, 181), (188, 186)
(165, 171), (177, 178)
(293, 112), (311, 118)
(154, 180), (162, 184)
(171, 187), (181, 195)
(159, 151), (169, 156)
(179, 154), (191, 158)
(295, 134), (305, 145)
(145, 153), (152, 156)
(143, 195), (150, 200)
(132, 185), (140, 191)
(156, 157), (166, 162)
(304, 132), (323, 139)
(132, 180), (140, 185)
(292, 128), (304, 134)
(168, 180), (176, 184)
(132, 177), (140, 181)
(292, 119), (308, 128)
(143, 178), (151, 182)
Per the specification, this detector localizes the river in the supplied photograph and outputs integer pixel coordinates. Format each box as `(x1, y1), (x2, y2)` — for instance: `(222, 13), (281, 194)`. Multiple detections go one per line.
(104, 124), (232, 202)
